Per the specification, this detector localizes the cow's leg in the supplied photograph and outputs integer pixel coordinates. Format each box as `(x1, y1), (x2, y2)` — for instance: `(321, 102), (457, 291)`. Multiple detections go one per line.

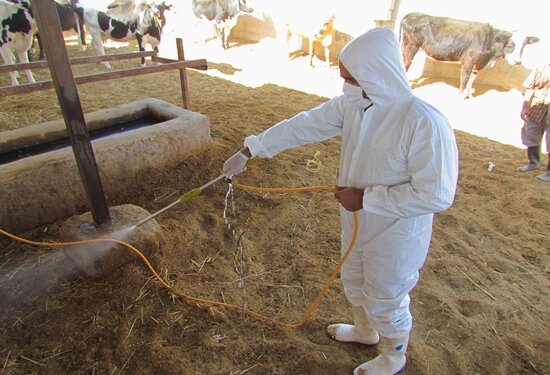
(211, 22), (218, 38)
(321, 34), (333, 68)
(13, 57), (21, 80)
(37, 33), (45, 60)
(17, 49), (35, 84)
(74, 12), (87, 51)
(0, 45), (20, 86)
(323, 46), (331, 68)
(222, 16), (239, 50)
(307, 37), (330, 67)
(207, 23), (220, 43)
(88, 26), (111, 69)
(464, 72), (477, 99)
(221, 27), (228, 49)
(28, 35), (36, 62)
(73, 25), (86, 51)
(153, 46), (160, 65)
(460, 63), (476, 99)
(223, 19), (233, 50)
(136, 34), (146, 67)
(401, 42), (425, 86)
(309, 37), (315, 67)
(401, 42), (419, 71)
(285, 26), (293, 57)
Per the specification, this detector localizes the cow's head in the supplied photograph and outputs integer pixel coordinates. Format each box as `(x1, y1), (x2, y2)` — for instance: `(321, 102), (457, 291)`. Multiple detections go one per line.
(238, 0), (253, 14)
(136, 1), (164, 42)
(506, 33), (540, 65)
(494, 29), (541, 66)
(151, 0), (172, 28)
(315, 15), (336, 39)
(495, 30), (515, 55)
(479, 29), (514, 70)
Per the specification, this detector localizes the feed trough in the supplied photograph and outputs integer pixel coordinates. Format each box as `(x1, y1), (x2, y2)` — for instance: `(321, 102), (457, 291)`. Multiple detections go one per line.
(0, 98), (210, 233)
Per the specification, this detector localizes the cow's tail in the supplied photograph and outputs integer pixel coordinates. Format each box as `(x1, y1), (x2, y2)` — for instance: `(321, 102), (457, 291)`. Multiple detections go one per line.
(71, 0), (87, 50)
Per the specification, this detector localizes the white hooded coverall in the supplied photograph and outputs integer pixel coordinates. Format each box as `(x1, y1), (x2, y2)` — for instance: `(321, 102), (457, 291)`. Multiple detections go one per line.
(244, 27), (459, 338)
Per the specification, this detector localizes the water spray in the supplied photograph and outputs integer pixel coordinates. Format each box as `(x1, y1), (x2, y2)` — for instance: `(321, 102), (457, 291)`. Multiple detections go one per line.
(135, 174), (229, 227)
(135, 156), (260, 227)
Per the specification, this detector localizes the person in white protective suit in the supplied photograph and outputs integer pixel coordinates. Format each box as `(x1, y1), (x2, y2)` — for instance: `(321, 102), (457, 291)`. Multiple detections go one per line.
(223, 27), (459, 375)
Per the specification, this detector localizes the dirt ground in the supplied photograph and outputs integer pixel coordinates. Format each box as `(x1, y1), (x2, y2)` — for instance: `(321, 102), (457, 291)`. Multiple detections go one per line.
(0, 32), (549, 375)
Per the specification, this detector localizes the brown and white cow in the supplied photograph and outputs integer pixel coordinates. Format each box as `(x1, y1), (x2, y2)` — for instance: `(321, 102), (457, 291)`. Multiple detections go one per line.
(0, 0), (37, 85)
(399, 12), (539, 98)
(286, 15), (336, 68)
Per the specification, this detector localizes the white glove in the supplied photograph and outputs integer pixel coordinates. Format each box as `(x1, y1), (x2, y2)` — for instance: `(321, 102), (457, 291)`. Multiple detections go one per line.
(223, 151), (249, 178)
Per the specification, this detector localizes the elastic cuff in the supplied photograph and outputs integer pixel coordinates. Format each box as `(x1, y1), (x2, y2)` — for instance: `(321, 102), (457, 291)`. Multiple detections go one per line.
(238, 150), (250, 160)
(361, 186), (373, 212)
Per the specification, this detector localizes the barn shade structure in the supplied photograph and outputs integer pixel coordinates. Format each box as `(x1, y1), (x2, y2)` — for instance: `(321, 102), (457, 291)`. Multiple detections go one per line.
(1, 0), (207, 228)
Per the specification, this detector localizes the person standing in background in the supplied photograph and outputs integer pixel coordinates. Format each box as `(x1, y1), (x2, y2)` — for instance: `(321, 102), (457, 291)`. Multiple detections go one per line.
(518, 62), (550, 182)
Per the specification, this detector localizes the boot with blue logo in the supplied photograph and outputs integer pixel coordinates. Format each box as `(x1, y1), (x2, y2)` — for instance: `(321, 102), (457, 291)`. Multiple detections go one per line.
(353, 333), (408, 375)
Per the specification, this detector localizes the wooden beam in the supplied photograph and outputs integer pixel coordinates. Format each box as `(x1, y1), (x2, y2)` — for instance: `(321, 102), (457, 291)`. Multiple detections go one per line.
(31, 0), (111, 226)
(177, 38), (190, 109)
(0, 51), (158, 73)
(76, 59), (207, 83)
(151, 56), (178, 63)
(0, 59), (208, 96)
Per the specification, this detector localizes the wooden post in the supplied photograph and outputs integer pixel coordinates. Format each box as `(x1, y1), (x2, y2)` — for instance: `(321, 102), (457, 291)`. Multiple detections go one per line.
(387, 0), (401, 29)
(176, 38), (190, 109)
(31, 0), (111, 226)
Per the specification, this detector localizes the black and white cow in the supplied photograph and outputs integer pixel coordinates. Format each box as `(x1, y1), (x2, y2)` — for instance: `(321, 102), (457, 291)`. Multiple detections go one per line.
(77, 0), (169, 68)
(399, 12), (540, 98)
(192, 0), (253, 50)
(32, 0), (86, 60)
(0, 0), (36, 85)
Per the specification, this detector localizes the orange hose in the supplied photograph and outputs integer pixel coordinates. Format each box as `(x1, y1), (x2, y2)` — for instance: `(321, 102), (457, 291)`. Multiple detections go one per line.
(0, 182), (359, 330)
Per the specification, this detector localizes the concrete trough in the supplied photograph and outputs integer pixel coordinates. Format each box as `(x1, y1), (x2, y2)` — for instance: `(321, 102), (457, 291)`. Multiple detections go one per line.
(0, 98), (210, 233)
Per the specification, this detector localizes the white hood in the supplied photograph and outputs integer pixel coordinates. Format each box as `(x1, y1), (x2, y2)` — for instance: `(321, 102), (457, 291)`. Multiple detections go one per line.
(339, 27), (413, 106)
(244, 26), (458, 219)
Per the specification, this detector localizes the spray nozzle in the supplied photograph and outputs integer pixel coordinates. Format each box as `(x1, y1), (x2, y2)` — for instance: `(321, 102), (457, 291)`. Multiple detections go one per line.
(136, 158), (260, 228)
(179, 187), (203, 203)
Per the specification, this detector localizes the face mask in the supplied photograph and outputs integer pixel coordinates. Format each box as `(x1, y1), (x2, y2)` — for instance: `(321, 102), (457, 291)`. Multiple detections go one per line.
(342, 82), (371, 110)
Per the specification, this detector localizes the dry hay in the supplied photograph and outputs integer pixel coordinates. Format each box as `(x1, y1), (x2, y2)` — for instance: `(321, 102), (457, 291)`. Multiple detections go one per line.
(0, 38), (549, 375)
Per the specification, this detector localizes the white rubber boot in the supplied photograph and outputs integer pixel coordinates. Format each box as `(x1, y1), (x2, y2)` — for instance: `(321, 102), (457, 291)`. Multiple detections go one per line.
(326, 305), (380, 345)
(517, 146), (540, 172)
(535, 171), (550, 182)
(353, 333), (408, 375)
(535, 155), (550, 182)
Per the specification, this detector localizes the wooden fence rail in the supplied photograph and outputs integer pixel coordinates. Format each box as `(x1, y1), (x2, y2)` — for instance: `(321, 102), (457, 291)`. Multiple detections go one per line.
(0, 58), (207, 96)
(0, 51), (157, 73)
